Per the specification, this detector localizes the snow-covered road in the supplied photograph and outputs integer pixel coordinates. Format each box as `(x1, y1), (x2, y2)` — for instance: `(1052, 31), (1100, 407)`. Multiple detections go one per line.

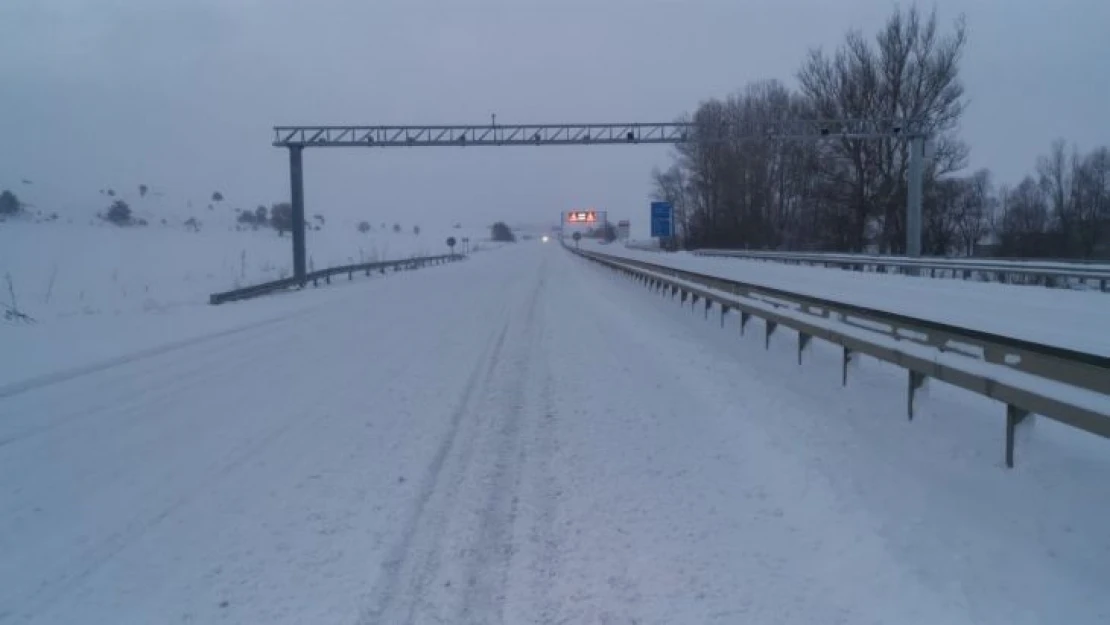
(3, 243), (1109, 624)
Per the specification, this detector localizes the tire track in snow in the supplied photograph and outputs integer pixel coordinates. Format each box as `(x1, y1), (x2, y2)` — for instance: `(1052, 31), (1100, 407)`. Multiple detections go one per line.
(357, 315), (512, 625)
(0, 324), (299, 448)
(2, 300), (387, 618)
(359, 255), (550, 625)
(10, 391), (332, 621)
(0, 306), (313, 400)
(502, 314), (563, 625)
(457, 257), (547, 624)
(0, 288), (387, 448)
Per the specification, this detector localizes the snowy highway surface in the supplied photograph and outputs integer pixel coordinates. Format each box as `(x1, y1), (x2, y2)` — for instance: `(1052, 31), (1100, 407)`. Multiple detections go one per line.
(3, 242), (1109, 624)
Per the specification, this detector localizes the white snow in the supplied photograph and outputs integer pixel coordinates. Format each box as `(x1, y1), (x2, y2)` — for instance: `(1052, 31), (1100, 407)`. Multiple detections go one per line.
(3, 240), (1109, 624)
(582, 240), (1110, 357)
(0, 218), (489, 321)
(694, 249), (1110, 271)
(0, 217), (498, 384)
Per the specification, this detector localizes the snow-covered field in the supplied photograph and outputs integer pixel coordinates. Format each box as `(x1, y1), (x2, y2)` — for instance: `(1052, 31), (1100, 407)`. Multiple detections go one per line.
(0, 219), (488, 319)
(2, 241), (1109, 624)
(0, 213), (499, 383)
(585, 240), (1110, 357)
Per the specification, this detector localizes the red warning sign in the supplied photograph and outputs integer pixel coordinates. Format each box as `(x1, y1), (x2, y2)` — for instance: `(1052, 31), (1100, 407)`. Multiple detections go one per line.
(566, 210), (598, 223)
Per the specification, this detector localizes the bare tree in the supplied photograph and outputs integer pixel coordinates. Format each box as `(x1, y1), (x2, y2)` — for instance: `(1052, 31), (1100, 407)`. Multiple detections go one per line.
(999, 176), (1050, 255)
(651, 164), (689, 244)
(952, 169), (991, 255)
(270, 202), (292, 236)
(1073, 147), (1110, 255)
(798, 5), (968, 252)
(104, 199), (132, 225)
(657, 5), (969, 254)
(647, 6), (1110, 260)
(0, 190), (20, 215)
(1037, 140), (1075, 236)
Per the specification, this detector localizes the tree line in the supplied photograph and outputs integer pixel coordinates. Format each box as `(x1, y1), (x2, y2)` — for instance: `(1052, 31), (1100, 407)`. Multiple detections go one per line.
(652, 5), (1110, 258)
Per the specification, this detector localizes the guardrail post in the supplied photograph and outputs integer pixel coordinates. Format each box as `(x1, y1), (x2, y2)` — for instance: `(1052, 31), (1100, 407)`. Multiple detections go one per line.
(907, 370), (926, 420)
(740, 311), (751, 335)
(797, 332), (811, 365)
(720, 305), (729, 328)
(326, 273), (331, 284)
(841, 347), (853, 386)
(704, 298), (711, 319)
(1005, 404), (1030, 468)
(681, 290), (689, 305)
(765, 320), (777, 350)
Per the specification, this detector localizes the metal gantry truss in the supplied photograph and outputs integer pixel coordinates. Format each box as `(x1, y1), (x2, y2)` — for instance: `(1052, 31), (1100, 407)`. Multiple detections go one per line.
(272, 118), (926, 148)
(274, 118), (929, 282)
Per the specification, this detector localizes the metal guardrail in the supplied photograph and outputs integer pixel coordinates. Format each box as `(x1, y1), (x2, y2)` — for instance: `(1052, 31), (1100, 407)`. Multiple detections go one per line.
(209, 254), (465, 305)
(691, 249), (1110, 291)
(568, 244), (1110, 468)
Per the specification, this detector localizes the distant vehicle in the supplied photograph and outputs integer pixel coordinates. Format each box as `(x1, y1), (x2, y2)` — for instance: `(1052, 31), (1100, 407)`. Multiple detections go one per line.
(541, 235), (550, 243)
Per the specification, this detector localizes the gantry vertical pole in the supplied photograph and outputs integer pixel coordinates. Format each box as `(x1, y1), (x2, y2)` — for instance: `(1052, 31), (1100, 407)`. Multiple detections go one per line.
(289, 145), (307, 283)
(906, 135), (925, 257)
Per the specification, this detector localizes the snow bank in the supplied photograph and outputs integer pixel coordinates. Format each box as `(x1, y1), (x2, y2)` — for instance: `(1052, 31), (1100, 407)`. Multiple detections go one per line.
(586, 241), (1110, 357)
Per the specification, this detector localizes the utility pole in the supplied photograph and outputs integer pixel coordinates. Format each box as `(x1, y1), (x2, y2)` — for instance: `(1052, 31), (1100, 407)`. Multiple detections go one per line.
(289, 145), (306, 282)
(906, 135), (925, 257)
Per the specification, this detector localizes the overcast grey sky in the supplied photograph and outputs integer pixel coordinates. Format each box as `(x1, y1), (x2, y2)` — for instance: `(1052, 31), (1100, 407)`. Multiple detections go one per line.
(2, 0), (1108, 230)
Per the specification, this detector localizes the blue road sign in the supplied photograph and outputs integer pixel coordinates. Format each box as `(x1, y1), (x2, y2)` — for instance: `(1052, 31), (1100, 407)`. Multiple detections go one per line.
(650, 201), (673, 238)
